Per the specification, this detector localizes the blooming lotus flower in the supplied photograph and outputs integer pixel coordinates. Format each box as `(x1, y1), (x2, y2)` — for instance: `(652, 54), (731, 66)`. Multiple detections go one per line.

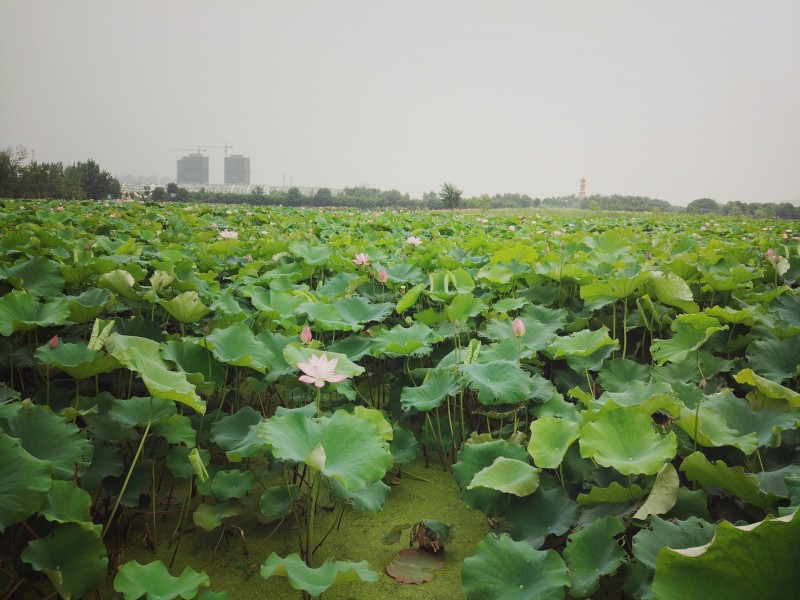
(512, 318), (526, 338)
(352, 253), (370, 266)
(300, 325), (313, 344)
(377, 268), (388, 283)
(508, 225), (516, 232)
(220, 229), (238, 240)
(406, 235), (422, 247)
(297, 354), (348, 388)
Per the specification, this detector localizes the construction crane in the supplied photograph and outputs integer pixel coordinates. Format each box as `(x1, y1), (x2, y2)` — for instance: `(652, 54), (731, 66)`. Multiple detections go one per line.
(169, 144), (233, 156)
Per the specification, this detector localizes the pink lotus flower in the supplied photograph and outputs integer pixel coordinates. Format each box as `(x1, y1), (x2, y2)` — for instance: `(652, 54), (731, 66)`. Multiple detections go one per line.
(220, 229), (238, 240)
(508, 225), (516, 232)
(300, 326), (313, 344)
(352, 253), (370, 266)
(377, 268), (388, 283)
(766, 248), (774, 259)
(406, 235), (422, 247)
(297, 354), (348, 388)
(512, 318), (526, 338)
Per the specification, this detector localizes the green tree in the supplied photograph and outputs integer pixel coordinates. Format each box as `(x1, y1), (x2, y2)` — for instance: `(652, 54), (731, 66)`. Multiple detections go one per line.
(0, 145), (27, 197)
(286, 187), (304, 205)
(151, 186), (168, 201)
(686, 198), (720, 214)
(314, 187), (333, 205)
(439, 182), (462, 210)
(64, 159), (119, 200)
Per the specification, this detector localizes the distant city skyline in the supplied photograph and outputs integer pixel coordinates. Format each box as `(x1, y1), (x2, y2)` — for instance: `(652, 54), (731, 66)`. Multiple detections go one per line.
(2, 1), (798, 206)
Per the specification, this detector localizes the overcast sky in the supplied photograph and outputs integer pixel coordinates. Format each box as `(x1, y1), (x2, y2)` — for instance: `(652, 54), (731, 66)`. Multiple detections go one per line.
(2, 1), (798, 205)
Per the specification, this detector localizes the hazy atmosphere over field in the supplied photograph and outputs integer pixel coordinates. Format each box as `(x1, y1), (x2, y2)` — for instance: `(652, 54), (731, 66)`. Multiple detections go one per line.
(1, 1), (798, 206)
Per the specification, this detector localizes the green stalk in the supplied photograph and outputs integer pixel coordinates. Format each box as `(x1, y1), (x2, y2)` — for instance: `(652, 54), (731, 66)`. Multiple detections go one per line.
(305, 470), (321, 567)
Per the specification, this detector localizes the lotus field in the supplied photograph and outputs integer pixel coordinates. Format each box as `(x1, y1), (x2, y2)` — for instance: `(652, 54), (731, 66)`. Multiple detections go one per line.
(2, 199), (800, 599)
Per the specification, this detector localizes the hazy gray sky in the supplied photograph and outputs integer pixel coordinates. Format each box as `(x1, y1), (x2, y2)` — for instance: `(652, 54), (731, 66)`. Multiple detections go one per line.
(2, 1), (798, 205)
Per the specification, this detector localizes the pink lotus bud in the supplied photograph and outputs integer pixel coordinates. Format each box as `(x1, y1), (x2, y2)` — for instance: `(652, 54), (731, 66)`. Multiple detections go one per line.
(766, 248), (774, 259)
(300, 326), (313, 344)
(377, 269), (388, 283)
(48, 335), (59, 349)
(699, 378), (707, 390)
(512, 317), (526, 338)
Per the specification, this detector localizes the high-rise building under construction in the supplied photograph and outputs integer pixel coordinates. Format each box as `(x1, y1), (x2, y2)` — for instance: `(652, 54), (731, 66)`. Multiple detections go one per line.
(224, 154), (250, 184)
(176, 153), (209, 184)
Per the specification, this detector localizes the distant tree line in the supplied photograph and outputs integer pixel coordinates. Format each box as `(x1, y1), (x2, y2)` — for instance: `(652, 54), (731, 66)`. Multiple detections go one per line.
(0, 146), (120, 200)
(686, 197), (799, 219)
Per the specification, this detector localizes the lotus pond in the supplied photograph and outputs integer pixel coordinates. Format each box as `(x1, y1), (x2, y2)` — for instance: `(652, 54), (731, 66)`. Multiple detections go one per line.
(0, 199), (798, 599)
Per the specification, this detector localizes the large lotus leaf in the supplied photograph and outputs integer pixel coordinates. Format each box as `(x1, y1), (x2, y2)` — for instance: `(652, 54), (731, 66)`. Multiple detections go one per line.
(549, 328), (617, 359)
(385, 548), (444, 584)
(632, 516), (717, 571)
(400, 369), (459, 413)
(579, 409), (677, 476)
(98, 269), (139, 300)
(260, 553), (378, 597)
(0, 290), (70, 336)
(505, 486), (578, 548)
(283, 343), (365, 378)
(259, 484), (301, 522)
(114, 560), (210, 600)
(0, 433), (52, 532)
(453, 440), (531, 516)
(593, 379), (673, 411)
(755, 465), (800, 499)
(258, 410), (391, 491)
(165, 446), (210, 480)
(35, 341), (121, 379)
(650, 313), (726, 365)
(462, 533), (570, 600)
(210, 406), (261, 451)
(674, 405), (760, 455)
(633, 463), (679, 520)
(21, 523), (108, 599)
(746, 336), (800, 383)
(108, 396), (175, 428)
(679, 451), (776, 509)
(333, 296), (393, 325)
(704, 305), (755, 326)
(652, 510), (800, 600)
(67, 288), (112, 323)
(370, 323), (435, 358)
(288, 241), (332, 266)
(159, 291), (211, 324)
(468, 457), (540, 497)
(80, 444), (123, 489)
(329, 478), (392, 512)
(527, 417), (580, 469)
(40, 480), (92, 524)
(480, 317), (559, 354)
(460, 361), (537, 405)
(734, 368), (800, 408)
(298, 300), (360, 331)
(395, 283), (425, 314)
(352, 406), (393, 441)
(646, 272), (698, 313)
(162, 339), (226, 392)
(210, 470), (254, 501)
(193, 501), (242, 531)
(564, 516), (627, 597)
(580, 273), (649, 309)
(445, 292), (486, 324)
(0, 255), (64, 298)
(204, 322), (275, 373)
(3, 403), (91, 479)
(390, 426), (420, 464)
(577, 482), (648, 506)
(597, 358), (652, 392)
(476, 264), (515, 286)
(105, 334), (205, 414)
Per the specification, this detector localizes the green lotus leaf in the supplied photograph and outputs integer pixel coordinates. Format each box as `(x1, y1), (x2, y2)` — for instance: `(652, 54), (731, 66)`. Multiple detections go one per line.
(468, 457), (540, 497)
(395, 283), (425, 314)
(114, 560), (210, 600)
(734, 368), (800, 408)
(197, 592), (231, 600)
(460, 360), (537, 405)
(288, 241), (332, 266)
(204, 322), (275, 373)
(577, 482), (648, 506)
(593, 379), (673, 411)
(283, 343), (365, 378)
(633, 463), (679, 520)
(298, 300), (360, 331)
(80, 443), (123, 489)
(480, 317), (559, 354)
(162, 339), (226, 393)
(462, 533), (570, 600)
(0, 290), (70, 336)
(453, 440), (531, 517)
(0, 433), (52, 532)
(646, 272), (698, 313)
(446, 292), (486, 324)
(755, 464), (800, 499)
(105, 334), (205, 414)
(98, 268), (139, 300)
(597, 359), (652, 392)
(491, 296), (529, 314)
(3, 403), (92, 479)
(680, 451), (776, 509)
(352, 406), (392, 441)
(370, 322), (435, 357)
(67, 287), (112, 323)
(390, 426), (419, 464)
(35, 341), (121, 380)
(746, 336), (800, 383)
(39, 480), (92, 524)
(564, 516), (627, 597)
(164, 446), (209, 480)
(107, 396), (175, 428)
(329, 478), (392, 512)
(674, 405), (760, 455)
(505, 486), (579, 548)
(652, 510), (800, 600)
(210, 406), (261, 451)
(258, 410), (391, 491)
(650, 313), (726, 365)
(210, 470), (254, 501)
(327, 333), (373, 362)
(159, 291), (211, 323)
(243, 287), (304, 320)
(193, 501), (242, 531)
(333, 296), (393, 325)
(527, 417), (580, 469)
(633, 516), (717, 572)
(579, 409), (677, 475)
(704, 305), (755, 326)
(259, 485), (301, 523)
(549, 328), (617, 359)
(260, 553), (378, 597)
(580, 273), (649, 309)
(400, 369), (459, 413)
(477, 264), (515, 287)
(0, 255), (64, 298)
(22, 523), (108, 599)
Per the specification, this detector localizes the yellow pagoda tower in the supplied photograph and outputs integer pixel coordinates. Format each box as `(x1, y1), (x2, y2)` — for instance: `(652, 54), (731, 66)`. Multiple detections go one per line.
(579, 177), (586, 199)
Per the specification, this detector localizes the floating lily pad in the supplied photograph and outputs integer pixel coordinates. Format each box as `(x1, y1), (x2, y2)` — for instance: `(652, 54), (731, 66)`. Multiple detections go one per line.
(386, 549), (443, 584)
